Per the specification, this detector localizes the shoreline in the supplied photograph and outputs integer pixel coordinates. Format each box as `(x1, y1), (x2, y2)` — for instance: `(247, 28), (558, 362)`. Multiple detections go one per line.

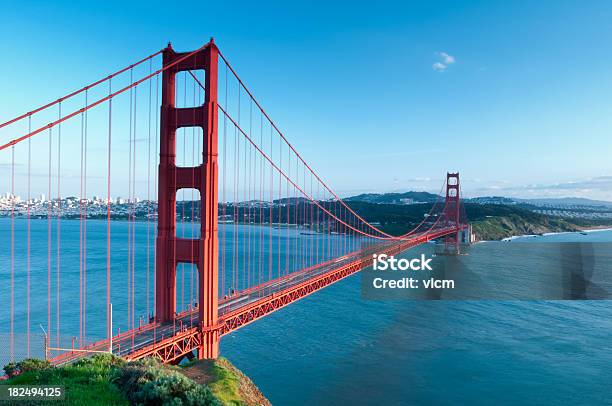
(577, 225), (612, 232)
(497, 226), (612, 242)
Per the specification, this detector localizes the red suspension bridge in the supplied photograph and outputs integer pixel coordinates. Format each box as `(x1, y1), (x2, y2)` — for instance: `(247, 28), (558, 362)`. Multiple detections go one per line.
(0, 39), (468, 366)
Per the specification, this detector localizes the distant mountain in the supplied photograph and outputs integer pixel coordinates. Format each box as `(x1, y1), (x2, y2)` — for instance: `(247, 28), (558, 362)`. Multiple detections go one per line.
(345, 192), (612, 210)
(344, 191), (440, 204)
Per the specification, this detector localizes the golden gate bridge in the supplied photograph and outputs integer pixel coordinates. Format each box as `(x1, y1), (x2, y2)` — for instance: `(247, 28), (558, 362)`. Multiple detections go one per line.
(0, 39), (467, 366)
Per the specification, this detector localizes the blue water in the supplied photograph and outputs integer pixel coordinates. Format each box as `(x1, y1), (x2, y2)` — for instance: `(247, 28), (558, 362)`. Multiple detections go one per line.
(220, 231), (612, 405)
(1, 219), (612, 405)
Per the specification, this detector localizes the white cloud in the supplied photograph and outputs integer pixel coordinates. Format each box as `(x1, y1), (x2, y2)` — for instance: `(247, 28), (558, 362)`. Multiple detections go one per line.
(467, 176), (612, 201)
(432, 62), (447, 72)
(432, 51), (456, 72)
(439, 52), (455, 65)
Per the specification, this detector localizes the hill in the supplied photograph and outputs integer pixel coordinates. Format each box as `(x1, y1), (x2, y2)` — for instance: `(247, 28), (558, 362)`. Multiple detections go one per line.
(341, 200), (611, 241)
(463, 203), (581, 240)
(181, 358), (271, 406)
(344, 191), (439, 204)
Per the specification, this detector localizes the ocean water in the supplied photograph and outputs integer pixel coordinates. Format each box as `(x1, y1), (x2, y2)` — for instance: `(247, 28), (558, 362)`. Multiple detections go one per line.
(221, 231), (612, 405)
(1, 219), (611, 405)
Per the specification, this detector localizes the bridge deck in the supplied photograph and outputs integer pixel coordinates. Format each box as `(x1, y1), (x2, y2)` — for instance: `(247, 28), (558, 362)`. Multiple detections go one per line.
(50, 227), (459, 365)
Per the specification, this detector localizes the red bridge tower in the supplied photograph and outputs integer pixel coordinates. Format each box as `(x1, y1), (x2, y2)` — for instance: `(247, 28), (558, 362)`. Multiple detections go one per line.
(444, 172), (461, 254)
(155, 40), (220, 359)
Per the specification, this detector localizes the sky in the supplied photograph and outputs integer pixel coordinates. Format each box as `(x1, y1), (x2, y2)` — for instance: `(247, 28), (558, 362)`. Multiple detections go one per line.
(1, 0), (612, 200)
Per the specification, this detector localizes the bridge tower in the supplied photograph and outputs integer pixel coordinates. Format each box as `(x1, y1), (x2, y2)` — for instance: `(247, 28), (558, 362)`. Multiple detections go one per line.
(444, 172), (461, 254)
(155, 39), (220, 358)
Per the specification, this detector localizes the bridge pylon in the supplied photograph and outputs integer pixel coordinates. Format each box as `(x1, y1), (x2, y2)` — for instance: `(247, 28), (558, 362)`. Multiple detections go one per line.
(444, 172), (461, 255)
(155, 39), (220, 359)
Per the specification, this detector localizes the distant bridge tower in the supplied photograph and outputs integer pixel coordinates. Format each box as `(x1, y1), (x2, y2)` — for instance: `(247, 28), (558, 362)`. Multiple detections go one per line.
(155, 40), (220, 359)
(444, 172), (461, 254)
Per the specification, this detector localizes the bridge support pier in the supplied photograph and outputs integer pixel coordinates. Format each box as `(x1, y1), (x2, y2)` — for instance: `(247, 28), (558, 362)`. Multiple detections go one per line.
(199, 329), (220, 359)
(155, 39), (220, 359)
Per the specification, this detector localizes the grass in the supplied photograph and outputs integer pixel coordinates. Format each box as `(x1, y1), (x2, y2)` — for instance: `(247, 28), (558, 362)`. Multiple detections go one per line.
(2, 356), (128, 405)
(206, 358), (243, 405)
(181, 357), (242, 405)
(180, 357), (269, 406)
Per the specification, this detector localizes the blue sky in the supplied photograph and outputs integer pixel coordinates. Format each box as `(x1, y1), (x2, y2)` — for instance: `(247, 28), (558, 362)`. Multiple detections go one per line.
(2, 0), (612, 200)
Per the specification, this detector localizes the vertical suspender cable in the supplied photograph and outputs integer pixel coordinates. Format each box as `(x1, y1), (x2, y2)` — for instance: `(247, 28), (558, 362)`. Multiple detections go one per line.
(268, 124), (273, 282)
(243, 106), (247, 289)
(80, 96), (85, 345)
(221, 64), (228, 298)
(83, 90), (88, 342)
(106, 79), (113, 343)
(247, 105), (251, 288)
(47, 127), (52, 353)
(316, 182), (319, 265)
(258, 112), (264, 285)
(127, 68), (133, 330)
(180, 71), (186, 313)
(294, 156), (299, 274)
(132, 82), (137, 331)
(153, 72), (159, 316)
(277, 131), (281, 278)
(10, 145), (15, 362)
(232, 117), (237, 293)
(56, 102), (62, 347)
(237, 86), (242, 290)
(27, 116), (32, 357)
(147, 59), (152, 320)
(286, 148), (290, 275)
(172, 72), (179, 325)
(190, 70), (197, 312)
(259, 111), (263, 289)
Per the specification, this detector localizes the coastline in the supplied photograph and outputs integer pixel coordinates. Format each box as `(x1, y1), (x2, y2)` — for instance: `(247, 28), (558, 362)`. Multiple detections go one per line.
(577, 226), (612, 232)
(498, 226), (612, 242)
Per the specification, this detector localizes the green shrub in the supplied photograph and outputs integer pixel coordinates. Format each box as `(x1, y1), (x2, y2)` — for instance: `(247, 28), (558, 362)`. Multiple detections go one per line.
(112, 358), (220, 406)
(3, 362), (18, 378)
(3, 358), (51, 378)
(137, 373), (219, 405)
(75, 353), (125, 369)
